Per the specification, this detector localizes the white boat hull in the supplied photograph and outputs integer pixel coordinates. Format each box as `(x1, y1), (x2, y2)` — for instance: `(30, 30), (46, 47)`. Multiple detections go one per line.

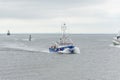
(113, 39), (120, 45)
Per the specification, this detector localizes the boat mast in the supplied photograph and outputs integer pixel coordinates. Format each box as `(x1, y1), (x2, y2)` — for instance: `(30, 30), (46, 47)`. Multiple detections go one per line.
(61, 23), (67, 44)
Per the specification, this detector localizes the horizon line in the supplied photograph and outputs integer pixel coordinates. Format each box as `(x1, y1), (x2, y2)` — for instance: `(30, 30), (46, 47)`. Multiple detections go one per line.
(0, 32), (117, 34)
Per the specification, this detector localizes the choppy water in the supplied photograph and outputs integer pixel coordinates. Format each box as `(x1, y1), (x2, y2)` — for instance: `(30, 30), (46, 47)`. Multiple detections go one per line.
(0, 34), (120, 80)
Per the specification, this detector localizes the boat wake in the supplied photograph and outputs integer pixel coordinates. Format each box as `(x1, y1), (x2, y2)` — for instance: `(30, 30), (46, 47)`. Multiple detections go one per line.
(109, 44), (120, 48)
(41, 49), (50, 53)
(2, 43), (40, 52)
(21, 38), (36, 41)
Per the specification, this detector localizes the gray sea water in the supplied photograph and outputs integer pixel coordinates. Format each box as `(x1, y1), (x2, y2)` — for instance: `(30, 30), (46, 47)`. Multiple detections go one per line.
(0, 34), (120, 80)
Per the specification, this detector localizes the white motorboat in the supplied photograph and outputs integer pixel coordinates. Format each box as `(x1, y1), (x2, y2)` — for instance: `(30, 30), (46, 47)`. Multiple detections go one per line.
(113, 33), (120, 45)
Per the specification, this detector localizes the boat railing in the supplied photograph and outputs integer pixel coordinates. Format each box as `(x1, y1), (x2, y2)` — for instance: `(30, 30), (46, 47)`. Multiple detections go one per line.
(59, 42), (73, 45)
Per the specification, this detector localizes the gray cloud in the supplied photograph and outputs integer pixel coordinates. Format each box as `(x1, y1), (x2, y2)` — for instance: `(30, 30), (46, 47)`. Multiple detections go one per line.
(0, 0), (105, 19)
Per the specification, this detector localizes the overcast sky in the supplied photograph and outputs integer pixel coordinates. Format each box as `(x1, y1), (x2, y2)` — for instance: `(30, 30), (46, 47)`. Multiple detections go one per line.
(0, 0), (120, 34)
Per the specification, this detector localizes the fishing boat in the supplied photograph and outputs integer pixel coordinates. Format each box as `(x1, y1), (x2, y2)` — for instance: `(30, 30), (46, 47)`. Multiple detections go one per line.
(112, 32), (120, 45)
(49, 23), (80, 54)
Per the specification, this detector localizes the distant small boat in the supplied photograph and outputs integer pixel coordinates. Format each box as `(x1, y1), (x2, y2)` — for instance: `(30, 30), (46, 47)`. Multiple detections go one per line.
(112, 32), (120, 45)
(7, 30), (10, 36)
(49, 23), (80, 54)
(29, 35), (32, 41)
